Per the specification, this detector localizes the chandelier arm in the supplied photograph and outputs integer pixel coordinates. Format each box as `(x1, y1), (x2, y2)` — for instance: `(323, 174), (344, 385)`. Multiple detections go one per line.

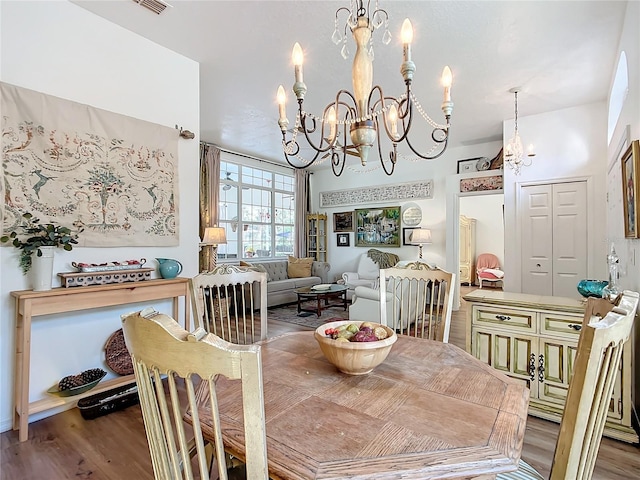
(386, 86), (413, 144)
(296, 114), (332, 155)
(330, 110), (351, 177)
(371, 8), (389, 28)
(282, 136), (324, 170)
(404, 126), (450, 160)
(368, 86), (393, 138)
(331, 150), (347, 176)
(372, 115), (396, 176)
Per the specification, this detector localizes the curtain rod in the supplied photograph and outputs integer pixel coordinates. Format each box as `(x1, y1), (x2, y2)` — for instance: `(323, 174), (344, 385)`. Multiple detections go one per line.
(200, 142), (289, 170)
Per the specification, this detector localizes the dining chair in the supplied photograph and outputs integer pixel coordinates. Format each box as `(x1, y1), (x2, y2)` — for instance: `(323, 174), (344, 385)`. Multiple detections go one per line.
(190, 264), (268, 344)
(379, 262), (456, 342)
(498, 290), (639, 480)
(121, 307), (269, 480)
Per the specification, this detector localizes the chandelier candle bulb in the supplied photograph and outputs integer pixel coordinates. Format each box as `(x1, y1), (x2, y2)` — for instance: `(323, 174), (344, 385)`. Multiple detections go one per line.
(388, 104), (399, 139)
(401, 18), (413, 62)
(442, 66), (452, 102)
(327, 105), (337, 142)
(292, 43), (304, 83)
(527, 143), (536, 157)
(277, 85), (287, 123)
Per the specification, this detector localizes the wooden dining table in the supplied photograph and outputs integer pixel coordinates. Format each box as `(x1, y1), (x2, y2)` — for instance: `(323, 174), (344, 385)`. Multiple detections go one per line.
(191, 332), (530, 479)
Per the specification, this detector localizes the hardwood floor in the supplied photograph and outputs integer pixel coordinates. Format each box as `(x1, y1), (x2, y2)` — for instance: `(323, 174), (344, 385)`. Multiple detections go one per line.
(2, 288), (639, 479)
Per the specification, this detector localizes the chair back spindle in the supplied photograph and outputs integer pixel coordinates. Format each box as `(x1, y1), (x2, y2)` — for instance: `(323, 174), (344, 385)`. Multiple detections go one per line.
(191, 265), (267, 344)
(380, 262), (455, 342)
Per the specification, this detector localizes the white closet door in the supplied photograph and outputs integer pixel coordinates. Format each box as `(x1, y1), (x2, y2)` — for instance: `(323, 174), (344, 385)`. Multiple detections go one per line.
(552, 182), (587, 298)
(522, 185), (553, 295)
(521, 181), (587, 297)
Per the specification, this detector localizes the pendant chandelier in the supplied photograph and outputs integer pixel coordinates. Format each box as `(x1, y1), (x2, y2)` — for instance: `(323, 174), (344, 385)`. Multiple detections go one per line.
(276, 0), (454, 177)
(504, 88), (535, 175)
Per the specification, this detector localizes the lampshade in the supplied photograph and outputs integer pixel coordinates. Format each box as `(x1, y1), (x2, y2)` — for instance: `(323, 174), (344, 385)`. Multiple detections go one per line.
(410, 229), (432, 245)
(202, 227), (227, 245)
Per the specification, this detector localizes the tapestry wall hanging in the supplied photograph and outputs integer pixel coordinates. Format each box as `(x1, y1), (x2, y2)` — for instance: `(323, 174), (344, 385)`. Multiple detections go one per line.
(1, 82), (179, 246)
(320, 180), (433, 207)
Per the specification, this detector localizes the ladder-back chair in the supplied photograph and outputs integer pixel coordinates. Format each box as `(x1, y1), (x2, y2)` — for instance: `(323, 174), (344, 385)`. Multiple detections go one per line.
(498, 290), (639, 480)
(121, 307), (268, 480)
(190, 265), (268, 344)
(379, 262), (456, 342)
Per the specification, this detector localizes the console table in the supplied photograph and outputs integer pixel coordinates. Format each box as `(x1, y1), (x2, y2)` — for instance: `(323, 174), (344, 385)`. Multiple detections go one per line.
(11, 278), (190, 442)
(464, 289), (638, 443)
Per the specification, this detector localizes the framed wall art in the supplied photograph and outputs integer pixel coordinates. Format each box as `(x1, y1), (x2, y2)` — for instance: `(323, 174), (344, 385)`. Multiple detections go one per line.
(403, 227), (419, 246)
(622, 139), (640, 238)
(355, 206), (401, 248)
(457, 157), (489, 174)
(333, 211), (354, 232)
(336, 233), (350, 247)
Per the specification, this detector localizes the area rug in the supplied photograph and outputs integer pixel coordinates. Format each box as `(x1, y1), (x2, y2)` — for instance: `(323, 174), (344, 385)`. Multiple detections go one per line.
(267, 303), (349, 329)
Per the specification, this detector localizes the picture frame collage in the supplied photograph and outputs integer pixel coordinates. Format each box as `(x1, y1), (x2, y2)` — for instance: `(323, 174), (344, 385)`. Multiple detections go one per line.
(333, 211), (353, 247)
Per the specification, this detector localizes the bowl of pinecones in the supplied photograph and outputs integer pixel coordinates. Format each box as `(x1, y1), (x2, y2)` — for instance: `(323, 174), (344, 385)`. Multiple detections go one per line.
(47, 368), (107, 397)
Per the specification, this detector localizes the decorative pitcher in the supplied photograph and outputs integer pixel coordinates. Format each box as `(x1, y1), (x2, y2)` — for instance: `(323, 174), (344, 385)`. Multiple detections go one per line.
(156, 258), (183, 279)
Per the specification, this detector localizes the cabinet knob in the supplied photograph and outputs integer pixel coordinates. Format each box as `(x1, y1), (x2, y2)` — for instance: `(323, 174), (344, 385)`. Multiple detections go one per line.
(567, 324), (582, 331)
(496, 314), (511, 321)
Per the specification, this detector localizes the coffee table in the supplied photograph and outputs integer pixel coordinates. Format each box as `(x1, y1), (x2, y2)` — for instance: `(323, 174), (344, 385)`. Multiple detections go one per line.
(294, 284), (348, 317)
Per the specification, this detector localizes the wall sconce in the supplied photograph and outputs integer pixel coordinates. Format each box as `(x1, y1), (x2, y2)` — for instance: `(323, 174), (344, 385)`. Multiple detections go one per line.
(201, 226), (227, 270)
(410, 228), (432, 259)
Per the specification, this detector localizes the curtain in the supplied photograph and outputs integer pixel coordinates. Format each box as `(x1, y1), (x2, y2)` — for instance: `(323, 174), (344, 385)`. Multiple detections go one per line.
(199, 144), (221, 271)
(294, 169), (309, 257)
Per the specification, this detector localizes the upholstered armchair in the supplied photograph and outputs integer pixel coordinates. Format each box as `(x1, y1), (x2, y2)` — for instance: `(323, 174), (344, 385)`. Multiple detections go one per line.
(341, 253), (380, 300)
(341, 249), (399, 300)
(349, 285), (398, 325)
(476, 253), (504, 288)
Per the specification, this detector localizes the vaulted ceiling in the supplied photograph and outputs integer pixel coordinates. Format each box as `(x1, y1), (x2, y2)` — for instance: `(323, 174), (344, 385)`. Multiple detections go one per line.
(74, 0), (627, 165)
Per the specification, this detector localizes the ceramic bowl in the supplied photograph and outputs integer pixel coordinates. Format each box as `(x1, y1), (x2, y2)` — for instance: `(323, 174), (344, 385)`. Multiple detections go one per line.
(577, 279), (608, 298)
(314, 321), (397, 375)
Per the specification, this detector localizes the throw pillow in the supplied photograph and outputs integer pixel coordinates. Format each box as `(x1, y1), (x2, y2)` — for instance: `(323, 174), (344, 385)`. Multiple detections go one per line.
(287, 256), (314, 278)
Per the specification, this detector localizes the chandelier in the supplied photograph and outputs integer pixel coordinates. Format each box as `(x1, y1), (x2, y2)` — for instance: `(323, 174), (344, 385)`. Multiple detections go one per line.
(504, 88), (535, 175)
(276, 0), (453, 177)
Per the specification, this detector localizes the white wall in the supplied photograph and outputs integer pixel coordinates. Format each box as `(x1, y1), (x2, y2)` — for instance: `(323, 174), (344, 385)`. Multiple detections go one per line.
(0, 1), (200, 432)
(607, 0), (640, 293)
(460, 193), (505, 269)
(310, 141), (502, 282)
(502, 102), (608, 294)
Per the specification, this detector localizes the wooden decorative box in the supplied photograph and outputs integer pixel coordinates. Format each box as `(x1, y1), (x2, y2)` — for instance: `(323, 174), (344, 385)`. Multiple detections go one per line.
(58, 268), (154, 288)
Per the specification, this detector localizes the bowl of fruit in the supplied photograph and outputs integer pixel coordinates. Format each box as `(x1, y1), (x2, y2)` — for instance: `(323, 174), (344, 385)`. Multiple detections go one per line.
(314, 321), (397, 375)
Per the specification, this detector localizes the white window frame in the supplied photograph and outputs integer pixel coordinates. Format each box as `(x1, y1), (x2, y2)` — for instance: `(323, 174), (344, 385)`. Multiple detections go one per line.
(217, 152), (295, 262)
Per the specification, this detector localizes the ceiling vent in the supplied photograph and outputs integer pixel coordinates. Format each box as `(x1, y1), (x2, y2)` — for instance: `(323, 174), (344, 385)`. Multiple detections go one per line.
(132, 0), (171, 15)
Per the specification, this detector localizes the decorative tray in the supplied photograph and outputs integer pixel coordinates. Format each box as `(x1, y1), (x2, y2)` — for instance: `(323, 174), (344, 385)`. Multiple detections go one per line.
(311, 284), (333, 291)
(58, 268), (154, 288)
(71, 258), (147, 273)
(47, 371), (107, 397)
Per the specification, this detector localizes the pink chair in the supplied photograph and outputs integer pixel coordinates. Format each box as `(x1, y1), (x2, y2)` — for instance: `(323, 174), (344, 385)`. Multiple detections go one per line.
(476, 253), (504, 288)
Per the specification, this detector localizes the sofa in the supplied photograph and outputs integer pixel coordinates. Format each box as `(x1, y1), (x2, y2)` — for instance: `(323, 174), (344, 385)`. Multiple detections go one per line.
(247, 260), (330, 307)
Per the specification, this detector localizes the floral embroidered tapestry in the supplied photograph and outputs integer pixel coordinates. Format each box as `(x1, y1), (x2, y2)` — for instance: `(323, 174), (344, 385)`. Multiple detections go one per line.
(1, 82), (179, 246)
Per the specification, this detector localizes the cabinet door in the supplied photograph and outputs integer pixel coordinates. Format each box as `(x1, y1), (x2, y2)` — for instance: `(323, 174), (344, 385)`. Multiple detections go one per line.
(471, 327), (537, 396)
(537, 337), (578, 406)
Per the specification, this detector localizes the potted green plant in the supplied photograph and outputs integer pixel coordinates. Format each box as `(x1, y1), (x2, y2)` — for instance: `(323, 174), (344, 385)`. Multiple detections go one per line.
(1, 212), (82, 275)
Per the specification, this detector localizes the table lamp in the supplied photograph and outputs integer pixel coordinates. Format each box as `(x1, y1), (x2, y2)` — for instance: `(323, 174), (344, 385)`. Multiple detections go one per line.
(201, 226), (227, 270)
(410, 229), (432, 259)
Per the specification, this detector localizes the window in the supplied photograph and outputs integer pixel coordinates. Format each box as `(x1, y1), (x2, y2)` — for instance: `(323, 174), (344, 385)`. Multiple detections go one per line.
(608, 51), (628, 146)
(218, 156), (295, 261)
